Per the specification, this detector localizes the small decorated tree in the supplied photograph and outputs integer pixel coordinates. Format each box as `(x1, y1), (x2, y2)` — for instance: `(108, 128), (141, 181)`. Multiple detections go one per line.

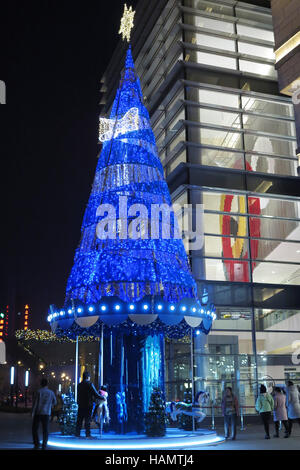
(145, 387), (166, 437)
(59, 389), (78, 435)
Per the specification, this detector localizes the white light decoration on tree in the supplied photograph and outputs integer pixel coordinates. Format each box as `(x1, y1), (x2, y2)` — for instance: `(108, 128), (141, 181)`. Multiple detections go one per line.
(99, 107), (149, 142)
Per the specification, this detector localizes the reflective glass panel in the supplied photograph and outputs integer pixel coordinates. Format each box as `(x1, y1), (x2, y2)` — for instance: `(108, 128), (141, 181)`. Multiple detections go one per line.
(196, 33), (236, 52)
(239, 60), (276, 78)
(245, 154), (297, 176)
(195, 15), (235, 34)
(244, 134), (296, 156)
(243, 115), (296, 137)
(242, 96), (293, 118)
(252, 261), (300, 285)
(197, 51), (237, 69)
(190, 147), (245, 170)
(197, 89), (240, 108)
(238, 41), (275, 60)
(199, 128), (242, 148)
(199, 108), (241, 128)
(236, 24), (274, 42)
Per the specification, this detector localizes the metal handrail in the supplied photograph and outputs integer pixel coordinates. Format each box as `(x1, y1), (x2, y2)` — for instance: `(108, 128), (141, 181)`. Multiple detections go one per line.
(196, 404), (257, 430)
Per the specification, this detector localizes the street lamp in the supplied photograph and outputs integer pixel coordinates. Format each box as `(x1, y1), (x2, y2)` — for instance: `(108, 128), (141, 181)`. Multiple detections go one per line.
(25, 370), (29, 408)
(10, 366), (15, 406)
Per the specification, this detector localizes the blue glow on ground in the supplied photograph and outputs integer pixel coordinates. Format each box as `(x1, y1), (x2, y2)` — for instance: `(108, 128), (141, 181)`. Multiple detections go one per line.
(47, 429), (225, 450)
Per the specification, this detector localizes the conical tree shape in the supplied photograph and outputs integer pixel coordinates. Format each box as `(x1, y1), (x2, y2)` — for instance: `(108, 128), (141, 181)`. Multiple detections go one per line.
(65, 47), (198, 306)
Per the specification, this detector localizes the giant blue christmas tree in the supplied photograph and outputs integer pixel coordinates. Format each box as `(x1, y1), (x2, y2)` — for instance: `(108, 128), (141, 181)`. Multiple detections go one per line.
(64, 45), (199, 310)
(48, 5), (215, 434)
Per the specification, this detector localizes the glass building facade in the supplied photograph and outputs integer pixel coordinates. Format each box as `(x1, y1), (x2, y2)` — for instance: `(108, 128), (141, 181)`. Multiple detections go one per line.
(100, 0), (300, 416)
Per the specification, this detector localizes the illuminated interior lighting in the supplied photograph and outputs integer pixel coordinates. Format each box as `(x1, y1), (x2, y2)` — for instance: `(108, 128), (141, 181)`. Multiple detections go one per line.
(170, 305), (175, 311)
(129, 304), (135, 310)
(101, 305), (107, 311)
(68, 309), (72, 314)
(77, 308), (82, 313)
(280, 76), (300, 96)
(275, 31), (300, 63)
(88, 306), (94, 312)
(143, 304), (149, 310)
(157, 304), (163, 310)
(115, 305), (121, 311)
(181, 306), (186, 312)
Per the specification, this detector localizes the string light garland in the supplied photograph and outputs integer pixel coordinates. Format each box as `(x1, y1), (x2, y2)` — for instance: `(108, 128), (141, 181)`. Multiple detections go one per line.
(15, 329), (99, 343)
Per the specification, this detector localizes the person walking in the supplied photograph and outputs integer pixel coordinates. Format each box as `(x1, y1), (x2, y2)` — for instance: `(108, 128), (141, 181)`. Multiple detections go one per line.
(32, 378), (57, 450)
(255, 384), (274, 439)
(273, 387), (289, 438)
(75, 371), (104, 439)
(221, 387), (239, 440)
(286, 380), (300, 436)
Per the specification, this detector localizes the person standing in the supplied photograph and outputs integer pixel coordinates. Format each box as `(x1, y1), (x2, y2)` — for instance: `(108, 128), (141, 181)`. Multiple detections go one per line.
(273, 387), (289, 438)
(286, 380), (300, 436)
(75, 371), (104, 438)
(32, 378), (57, 450)
(221, 387), (239, 440)
(255, 384), (274, 439)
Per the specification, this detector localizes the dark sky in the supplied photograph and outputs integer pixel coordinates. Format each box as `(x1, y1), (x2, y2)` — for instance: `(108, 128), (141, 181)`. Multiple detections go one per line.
(0, 0), (137, 330)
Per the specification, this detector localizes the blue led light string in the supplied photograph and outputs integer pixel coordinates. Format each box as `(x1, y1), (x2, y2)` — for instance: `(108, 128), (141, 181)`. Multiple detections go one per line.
(64, 45), (199, 308)
(49, 44), (216, 338)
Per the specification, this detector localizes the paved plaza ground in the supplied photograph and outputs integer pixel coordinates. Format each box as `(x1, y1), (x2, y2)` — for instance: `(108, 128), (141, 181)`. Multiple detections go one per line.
(0, 411), (300, 452)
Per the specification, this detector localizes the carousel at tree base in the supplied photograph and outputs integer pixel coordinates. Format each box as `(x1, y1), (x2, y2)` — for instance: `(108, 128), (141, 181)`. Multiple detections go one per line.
(47, 4), (221, 448)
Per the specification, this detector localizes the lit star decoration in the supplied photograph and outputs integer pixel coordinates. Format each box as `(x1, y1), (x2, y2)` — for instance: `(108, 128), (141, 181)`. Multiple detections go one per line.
(118, 4), (135, 42)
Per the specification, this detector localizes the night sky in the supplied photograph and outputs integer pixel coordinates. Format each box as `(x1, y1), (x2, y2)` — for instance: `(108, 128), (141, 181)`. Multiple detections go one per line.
(0, 0), (137, 330)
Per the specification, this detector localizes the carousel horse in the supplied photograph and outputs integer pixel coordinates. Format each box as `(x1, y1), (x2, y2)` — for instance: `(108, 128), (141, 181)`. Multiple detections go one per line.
(166, 391), (210, 424)
(95, 387), (110, 436)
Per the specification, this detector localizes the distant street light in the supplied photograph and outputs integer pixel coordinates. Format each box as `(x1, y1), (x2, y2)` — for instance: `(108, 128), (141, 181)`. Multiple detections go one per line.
(25, 370), (29, 408)
(10, 366), (15, 406)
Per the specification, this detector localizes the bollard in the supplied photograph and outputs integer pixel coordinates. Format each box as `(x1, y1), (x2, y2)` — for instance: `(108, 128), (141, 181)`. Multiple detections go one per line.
(211, 403), (215, 430)
(240, 407), (245, 430)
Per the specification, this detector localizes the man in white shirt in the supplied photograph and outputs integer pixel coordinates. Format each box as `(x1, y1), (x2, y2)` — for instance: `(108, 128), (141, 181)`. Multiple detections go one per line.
(32, 378), (56, 450)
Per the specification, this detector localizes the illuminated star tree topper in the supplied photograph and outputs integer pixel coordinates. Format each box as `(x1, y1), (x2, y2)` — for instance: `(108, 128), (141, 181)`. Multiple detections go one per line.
(118, 3), (135, 42)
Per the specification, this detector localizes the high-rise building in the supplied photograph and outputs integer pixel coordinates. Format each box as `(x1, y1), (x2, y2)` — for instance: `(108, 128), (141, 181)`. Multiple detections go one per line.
(271, 0), (300, 172)
(99, 0), (300, 414)
(23, 304), (29, 331)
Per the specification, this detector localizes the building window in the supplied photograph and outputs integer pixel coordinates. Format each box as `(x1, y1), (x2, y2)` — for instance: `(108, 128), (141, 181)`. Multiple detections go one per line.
(236, 24), (274, 42)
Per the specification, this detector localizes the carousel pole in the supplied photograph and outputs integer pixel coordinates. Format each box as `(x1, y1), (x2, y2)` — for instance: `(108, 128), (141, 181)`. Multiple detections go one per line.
(98, 323), (104, 388)
(98, 325), (104, 440)
(191, 328), (195, 433)
(71, 297), (79, 402)
(75, 335), (79, 402)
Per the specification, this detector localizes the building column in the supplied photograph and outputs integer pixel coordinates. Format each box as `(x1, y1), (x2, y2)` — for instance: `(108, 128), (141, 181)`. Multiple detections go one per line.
(193, 332), (209, 395)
